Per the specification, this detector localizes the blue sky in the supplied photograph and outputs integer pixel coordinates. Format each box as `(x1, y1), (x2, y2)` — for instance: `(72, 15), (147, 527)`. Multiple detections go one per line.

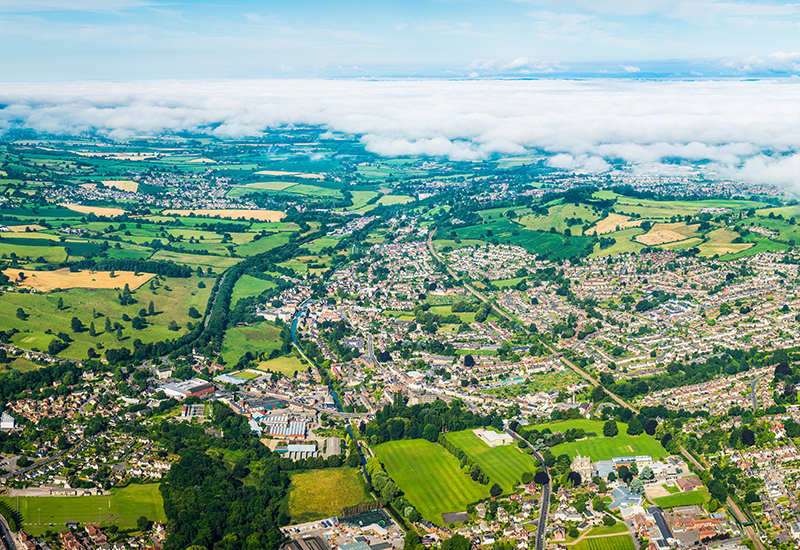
(3, 0), (800, 80)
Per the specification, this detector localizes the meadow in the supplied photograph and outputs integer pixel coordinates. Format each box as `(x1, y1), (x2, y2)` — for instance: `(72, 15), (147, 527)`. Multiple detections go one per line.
(257, 353), (307, 376)
(230, 275), (277, 305)
(5, 484), (166, 536)
(221, 322), (283, 364)
(445, 429), (537, 493)
(287, 468), (371, 523)
(375, 439), (490, 523)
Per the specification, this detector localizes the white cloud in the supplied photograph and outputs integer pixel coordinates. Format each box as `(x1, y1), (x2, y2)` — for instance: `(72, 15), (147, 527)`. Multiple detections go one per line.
(620, 65), (641, 73)
(722, 51), (800, 73)
(468, 57), (566, 73)
(4, 78), (800, 186)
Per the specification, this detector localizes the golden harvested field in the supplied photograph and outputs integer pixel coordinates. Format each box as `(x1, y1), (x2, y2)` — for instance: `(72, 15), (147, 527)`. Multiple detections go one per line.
(162, 209), (284, 221)
(586, 214), (643, 235)
(5, 225), (45, 232)
(697, 228), (753, 257)
(662, 237), (703, 249)
(635, 230), (687, 245)
(254, 170), (324, 179)
(188, 158), (216, 163)
(3, 268), (154, 291)
(101, 180), (139, 192)
(62, 203), (128, 217)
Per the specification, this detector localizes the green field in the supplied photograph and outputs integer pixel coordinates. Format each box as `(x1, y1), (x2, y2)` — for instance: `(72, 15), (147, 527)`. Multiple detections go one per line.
(230, 275), (276, 305)
(445, 429), (538, 493)
(0, 276), (212, 360)
(584, 523), (629, 536)
(572, 535), (635, 550)
(375, 439), (490, 523)
(528, 420), (665, 462)
(221, 322), (283, 364)
(288, 468), (372, 523)
(5, 484), (166, 536)
(454, 219), (590, 259)
(653, 487), (711, 508)
(257, 353), (307, 376)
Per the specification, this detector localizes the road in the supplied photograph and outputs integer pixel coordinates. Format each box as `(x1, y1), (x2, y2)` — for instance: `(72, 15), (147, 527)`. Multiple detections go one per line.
(0, 513), (14, 550)
(4, 433), (102, 481)
(203, 274), (226, 328)
(365, 333), (379, 366)
(505, 427), (549, 550)
(749, 373), (767, 413)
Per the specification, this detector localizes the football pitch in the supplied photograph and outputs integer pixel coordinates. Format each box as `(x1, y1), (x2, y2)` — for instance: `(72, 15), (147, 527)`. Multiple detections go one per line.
(445, 429), (538, 493)
(3, 484), (166, 535)
(374, 439), (489, 524)
(530, 420), (665, 462)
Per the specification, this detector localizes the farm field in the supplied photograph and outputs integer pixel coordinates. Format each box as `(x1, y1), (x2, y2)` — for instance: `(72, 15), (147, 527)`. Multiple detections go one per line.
(61, 203), (128, 217)
(528, 420), (665, 462)
(445, 429), (537, 493)
(288, 468), (371, 523)
(375, 439), (490, 524)
(221, 322), (283, 364)
(519, 203), (600, 235)
(0, 275), (212, 360)
(230, 275), (277, 305)
(149, 250), (242, 270)
(161, 209), (284, 221)
(4, 268), (153, 292)
(571, 535), (636, 550)
(590, 227), (646, 257)
(696, 228), (752, 257)
(5, 483), (166, 536)
(653, 487), (711, 508)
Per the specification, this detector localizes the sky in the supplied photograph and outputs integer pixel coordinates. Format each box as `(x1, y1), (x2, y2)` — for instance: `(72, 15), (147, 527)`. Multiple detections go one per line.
(3, 0), (800, 80)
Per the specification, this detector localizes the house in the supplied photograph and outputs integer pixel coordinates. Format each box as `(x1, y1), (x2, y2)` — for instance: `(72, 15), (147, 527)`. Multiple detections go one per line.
(675, 476), (703, 492)
(1, 412), (15, 431)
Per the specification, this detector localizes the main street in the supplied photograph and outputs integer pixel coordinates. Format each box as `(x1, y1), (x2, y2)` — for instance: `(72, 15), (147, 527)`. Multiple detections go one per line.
(505, 427), (549, 550)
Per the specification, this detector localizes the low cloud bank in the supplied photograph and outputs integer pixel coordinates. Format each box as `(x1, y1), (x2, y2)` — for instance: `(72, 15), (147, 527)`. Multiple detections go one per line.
(2, 78), (800, 186)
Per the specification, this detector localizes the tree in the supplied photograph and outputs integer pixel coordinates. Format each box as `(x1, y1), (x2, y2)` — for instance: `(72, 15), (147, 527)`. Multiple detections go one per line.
(168, 320), (179, 331)
(137, 516), (153, 532)
(188, 306), (202, 319)
(629, 478), (644, 495)
(89, 322), (96, 337)
(148, 301), (155, 315)
(490, 483), (502, 497)
(745, 490), (760, 504)
(16, 455), (30, 467)
(441, 535), (470, 550)
(644, 419), (658, 436)
(603, 419), (618, 437)
(71, 317), (83, 332)
(521, 472), (533, 484)
(534, 471), (550, 485)
(463, 354), (475, 367)
(742, 428), (756, 446)
(57, 297), (64, 310)
(608, 471), (616, 482)
(602, 516), (616, 526)
(568, 527), (579, 539)
(626, 417), (643, 435)
(591, 385), (606, 403)
(640, 466), (654, 480)
(15, 308), (26, 320)
(345, 451), (360, 468)
(567, 471), (582, 487)
(404, 530), (420, 550)
(105, 317), (112, 333)
(132, 317), (147, 330)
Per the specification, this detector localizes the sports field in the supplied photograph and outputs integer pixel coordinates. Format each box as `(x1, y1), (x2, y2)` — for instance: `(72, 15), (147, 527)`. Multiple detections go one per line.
(221, 322), (283, 364)
(288, 468), (371, 523)
(445, 429), (537, 493)
(4, 484), (166, 535)
(653, 487), (710, 508)
(375, 439), (490, 523)
(530, 420), (665, 462)
(257, 354), (307, 376)
(571, 535), (635, 550)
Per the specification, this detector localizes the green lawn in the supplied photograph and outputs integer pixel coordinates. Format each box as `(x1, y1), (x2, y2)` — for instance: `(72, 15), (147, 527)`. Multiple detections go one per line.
(572, 535), (635, 550)
(653, 487), (710, 509)
(288, 468), (371, 523)
(5, 483), (166, 536)
(528, 420), (665, 462)
(375, 439), (490, 524)
(445, 429), (538, 493)
(585, 522), (628, 536)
